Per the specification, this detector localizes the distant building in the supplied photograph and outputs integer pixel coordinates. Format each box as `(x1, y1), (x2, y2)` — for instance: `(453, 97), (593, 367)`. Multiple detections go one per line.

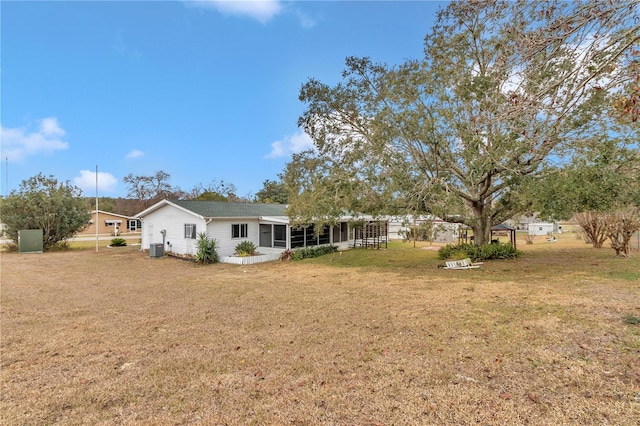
(387, 215), (461, 243)
(79, 210), (141, 236)
(528, 222), (561, 236)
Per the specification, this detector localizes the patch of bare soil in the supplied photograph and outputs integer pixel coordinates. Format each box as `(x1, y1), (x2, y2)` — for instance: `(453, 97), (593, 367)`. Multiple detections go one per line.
(1, 245), (639, 425)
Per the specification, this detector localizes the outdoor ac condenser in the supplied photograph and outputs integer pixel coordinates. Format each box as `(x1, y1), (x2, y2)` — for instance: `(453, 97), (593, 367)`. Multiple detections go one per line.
(149, 243), (164, 258)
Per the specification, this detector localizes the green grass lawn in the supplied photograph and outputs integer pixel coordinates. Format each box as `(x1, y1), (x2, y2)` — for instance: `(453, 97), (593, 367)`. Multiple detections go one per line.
(307, 240), (442, 269)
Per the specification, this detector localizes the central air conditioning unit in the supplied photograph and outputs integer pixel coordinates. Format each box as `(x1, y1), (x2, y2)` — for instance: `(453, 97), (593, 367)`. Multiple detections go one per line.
(149, 243), (164, 258)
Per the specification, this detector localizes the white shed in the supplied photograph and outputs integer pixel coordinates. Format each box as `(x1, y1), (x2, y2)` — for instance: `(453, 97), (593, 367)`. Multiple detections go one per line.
(528, 222), (558, 236)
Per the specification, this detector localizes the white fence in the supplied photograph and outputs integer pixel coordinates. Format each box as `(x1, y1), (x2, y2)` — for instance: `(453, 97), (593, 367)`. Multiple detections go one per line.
(220, 252), (282, 265)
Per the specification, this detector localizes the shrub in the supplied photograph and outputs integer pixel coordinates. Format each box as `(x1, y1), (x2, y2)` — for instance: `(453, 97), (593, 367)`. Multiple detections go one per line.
(438, 243), (478, 260)
(110, 238), (127, 247)
(234, 241), (257, 257)
(478, 243), (520, 260)
(194, 232), (219, 264)
(292, 245), (338, 260)
(279, 249), (294, 261)
(438, 242), (520, 261)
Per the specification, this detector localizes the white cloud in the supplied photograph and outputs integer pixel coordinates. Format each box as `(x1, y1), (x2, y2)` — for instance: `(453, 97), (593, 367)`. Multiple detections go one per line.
(266, 129), (314, 158)
(294, 9), (316, 29)
(126, 149), (145, 159)
(0, 117), (69, 162)
(187, 0), (283, 23)
(74, 170), (118, 194)
(40, 117), (66, 136)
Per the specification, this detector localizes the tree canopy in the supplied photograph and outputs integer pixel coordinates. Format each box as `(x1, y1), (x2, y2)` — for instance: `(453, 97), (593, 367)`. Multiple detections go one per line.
(2, 173), (90, 250)
(185, 180), (243, 202)
(255, 179), (289, 204)
(287, 0), (640, 245)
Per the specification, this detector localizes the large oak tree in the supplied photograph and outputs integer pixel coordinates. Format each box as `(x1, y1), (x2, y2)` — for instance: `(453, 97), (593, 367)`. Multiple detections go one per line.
(287, 0), (640, 245)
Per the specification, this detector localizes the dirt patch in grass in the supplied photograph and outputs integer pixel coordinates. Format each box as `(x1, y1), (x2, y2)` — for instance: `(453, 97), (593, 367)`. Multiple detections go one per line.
(1, 239), (639, 425)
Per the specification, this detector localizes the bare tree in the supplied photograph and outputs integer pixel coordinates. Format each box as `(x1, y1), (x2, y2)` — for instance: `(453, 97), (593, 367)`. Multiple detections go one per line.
(574, 211), (609, 248)
(604, 207), (640, 257)
(123, 170), (180, 209)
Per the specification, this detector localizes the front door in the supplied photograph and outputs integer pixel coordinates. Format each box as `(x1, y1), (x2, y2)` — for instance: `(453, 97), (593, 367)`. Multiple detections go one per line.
(259, 224), (272, 247)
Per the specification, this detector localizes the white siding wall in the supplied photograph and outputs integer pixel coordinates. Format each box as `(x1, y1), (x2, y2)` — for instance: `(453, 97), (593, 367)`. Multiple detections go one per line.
(141, 207), (205, 255)
(206, 218), (262, 257)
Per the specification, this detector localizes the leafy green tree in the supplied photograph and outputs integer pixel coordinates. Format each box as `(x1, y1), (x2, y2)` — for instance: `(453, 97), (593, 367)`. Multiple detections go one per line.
(288, 0), (639, 245)
(2, 173), (90, 250)
(255, 179), (289, 204)
(193, 191), (228, 202)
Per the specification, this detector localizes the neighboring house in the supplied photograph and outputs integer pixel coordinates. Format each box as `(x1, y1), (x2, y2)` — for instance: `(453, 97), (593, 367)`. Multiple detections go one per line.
(387, 215), (461, 243)
(80, 210), (142, 236)
(387, 215), (433, 240)
(430, 220), (464, 243)
(528, 222), (561, 236)
(134, 200), (355, 262)
(509, 215), (540, 231)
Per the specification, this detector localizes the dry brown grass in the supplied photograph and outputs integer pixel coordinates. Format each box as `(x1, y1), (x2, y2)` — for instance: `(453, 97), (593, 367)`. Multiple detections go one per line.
(1, 236), (639, 425)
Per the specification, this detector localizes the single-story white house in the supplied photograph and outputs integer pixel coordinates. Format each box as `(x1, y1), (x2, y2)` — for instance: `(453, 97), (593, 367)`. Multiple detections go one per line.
(134, 199), (356, 263)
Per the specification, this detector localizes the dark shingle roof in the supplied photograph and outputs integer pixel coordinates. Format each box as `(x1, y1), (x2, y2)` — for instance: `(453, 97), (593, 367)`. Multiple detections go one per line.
(171, 200), (287, 218)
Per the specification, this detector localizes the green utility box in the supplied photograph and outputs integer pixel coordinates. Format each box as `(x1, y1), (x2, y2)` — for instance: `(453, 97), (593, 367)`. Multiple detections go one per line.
(18, 229), (44, 253)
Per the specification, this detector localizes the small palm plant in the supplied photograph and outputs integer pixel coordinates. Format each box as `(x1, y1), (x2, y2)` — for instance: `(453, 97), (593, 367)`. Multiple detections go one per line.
(110, 237), (127, 247)
(234, 241), (257, 257)
(194, 232), (219, 264)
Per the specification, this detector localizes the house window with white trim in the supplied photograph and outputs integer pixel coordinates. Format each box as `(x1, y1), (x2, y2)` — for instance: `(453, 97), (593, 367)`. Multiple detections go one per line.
(185, 224), (197, 239)
(231, 223), (248, 239)
(127, 219), (141, 231)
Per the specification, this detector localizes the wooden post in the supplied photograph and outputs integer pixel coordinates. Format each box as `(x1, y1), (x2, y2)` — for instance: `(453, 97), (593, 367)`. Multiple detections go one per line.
(413, 219), (416, 248)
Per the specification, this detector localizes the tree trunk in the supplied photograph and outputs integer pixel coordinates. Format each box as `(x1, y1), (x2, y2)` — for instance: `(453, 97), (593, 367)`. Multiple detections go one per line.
(470, 203), (492, 246)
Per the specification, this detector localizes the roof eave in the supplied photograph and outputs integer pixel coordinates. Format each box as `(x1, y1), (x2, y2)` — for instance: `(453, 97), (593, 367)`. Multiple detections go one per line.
(134, 199), (205, 221)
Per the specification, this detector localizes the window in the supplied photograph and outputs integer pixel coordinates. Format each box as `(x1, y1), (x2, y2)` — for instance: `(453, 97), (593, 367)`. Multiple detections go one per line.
(127, 219), (141, 231)
(274, 225), (287, 248)
(232, 223), (248, 239)
(305, 225), (318, 246)
(185, 224), (196, 239)
(318, 225), (330, 245)
(290, 227), (305, 248)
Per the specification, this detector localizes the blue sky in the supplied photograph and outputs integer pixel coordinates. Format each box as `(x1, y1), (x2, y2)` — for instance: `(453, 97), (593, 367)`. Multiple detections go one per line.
(1, 1), (444, 199)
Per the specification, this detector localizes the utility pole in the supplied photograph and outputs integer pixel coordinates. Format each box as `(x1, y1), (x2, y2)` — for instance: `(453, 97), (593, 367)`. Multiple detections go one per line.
(95, 165), (99, 253)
